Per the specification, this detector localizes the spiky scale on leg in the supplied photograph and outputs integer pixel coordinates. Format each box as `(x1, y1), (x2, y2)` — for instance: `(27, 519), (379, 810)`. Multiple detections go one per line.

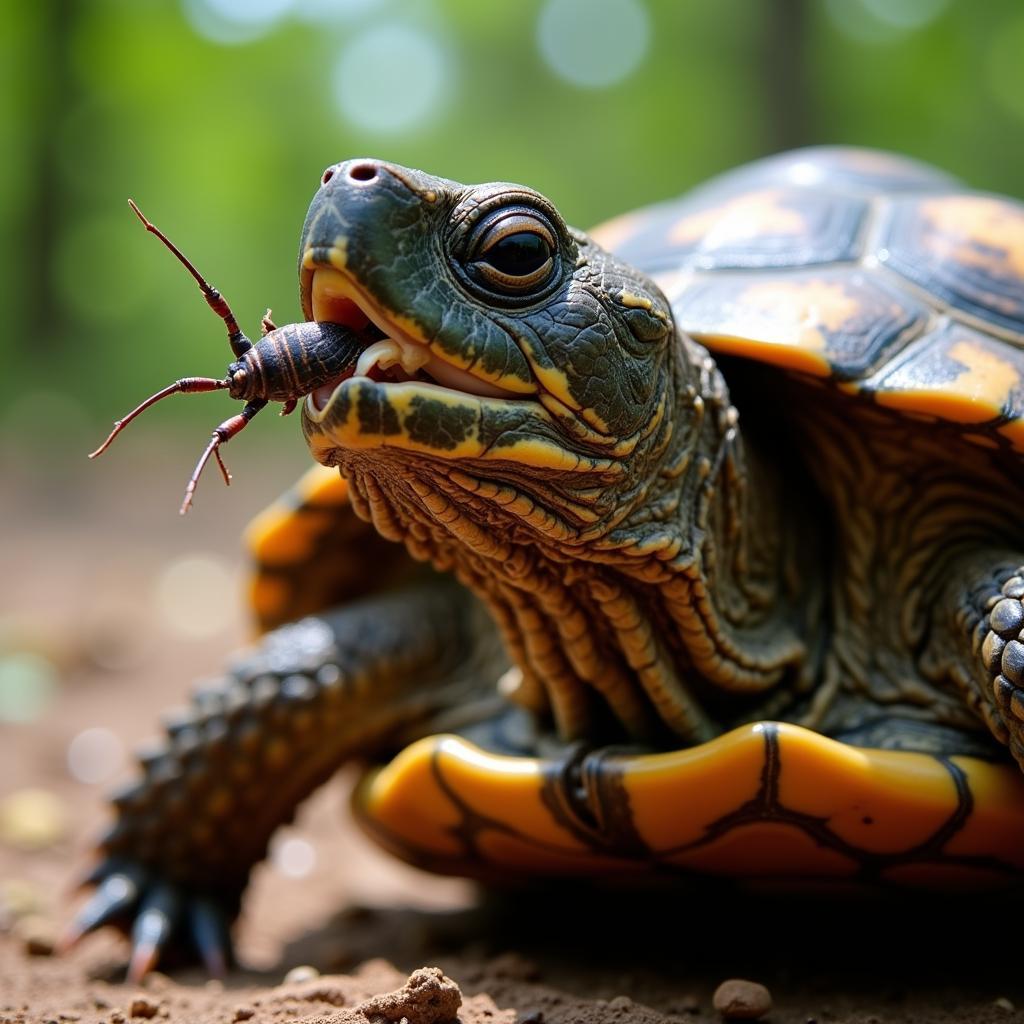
(66, 578), (505, 978)
(941, 558), (1024, 767)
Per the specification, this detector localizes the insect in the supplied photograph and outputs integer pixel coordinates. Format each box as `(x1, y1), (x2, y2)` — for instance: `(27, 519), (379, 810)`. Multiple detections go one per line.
(89, 201), (367, 513)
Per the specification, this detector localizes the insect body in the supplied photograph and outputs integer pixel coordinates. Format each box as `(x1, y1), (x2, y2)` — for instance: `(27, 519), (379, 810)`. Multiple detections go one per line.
(89, 201), (368, 513)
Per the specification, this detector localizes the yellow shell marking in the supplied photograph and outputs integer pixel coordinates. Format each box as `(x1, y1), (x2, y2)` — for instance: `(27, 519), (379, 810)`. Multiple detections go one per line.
(357, 735), (591, 863)
(1000, 417), (1024, 450)
(354, 722), (1024, 884)
(669, 190), (807, 247)
(876, 340), (1019, 423)
(919, 196), (1024, 280)
(694, 278), (861, 377)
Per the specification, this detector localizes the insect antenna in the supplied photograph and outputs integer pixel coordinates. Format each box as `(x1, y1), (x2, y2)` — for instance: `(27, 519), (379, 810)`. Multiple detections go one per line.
(88, 376), (230, 459)
(128, 199), (253, 358)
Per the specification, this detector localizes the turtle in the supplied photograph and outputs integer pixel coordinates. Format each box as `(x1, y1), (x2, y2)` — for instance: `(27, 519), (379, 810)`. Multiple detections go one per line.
(68, 146), (1024, 979)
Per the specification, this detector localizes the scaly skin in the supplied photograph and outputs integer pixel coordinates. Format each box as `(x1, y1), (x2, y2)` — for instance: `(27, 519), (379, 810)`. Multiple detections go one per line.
(68, 577), (506, 977)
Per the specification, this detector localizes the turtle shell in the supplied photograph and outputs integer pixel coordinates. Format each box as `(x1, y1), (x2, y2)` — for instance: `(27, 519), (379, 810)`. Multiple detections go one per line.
(249, 148), (1024, 884)
(354, 722), (1024, 887)
(592, 146), (1024, 456)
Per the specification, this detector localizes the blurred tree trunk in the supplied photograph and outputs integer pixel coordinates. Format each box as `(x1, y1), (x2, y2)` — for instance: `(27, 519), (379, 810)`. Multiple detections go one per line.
(761, 0), (812, 151)
(25, 0), (75, 351)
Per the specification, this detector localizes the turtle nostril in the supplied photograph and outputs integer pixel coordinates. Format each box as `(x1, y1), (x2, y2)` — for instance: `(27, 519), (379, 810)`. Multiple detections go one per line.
(348, 163), (378, 183)
(321, 168), (335, 186)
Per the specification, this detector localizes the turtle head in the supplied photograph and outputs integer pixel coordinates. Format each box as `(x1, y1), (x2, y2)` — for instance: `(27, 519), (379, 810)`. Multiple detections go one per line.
(298, 159), (689, 549)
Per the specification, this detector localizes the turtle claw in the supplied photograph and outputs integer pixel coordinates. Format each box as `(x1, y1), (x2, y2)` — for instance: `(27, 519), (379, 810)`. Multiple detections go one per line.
(64, 861), (237, 981)
(60, 864), (146, 950)
(188, 898), (232, 978)
(127, 884), (181, 982)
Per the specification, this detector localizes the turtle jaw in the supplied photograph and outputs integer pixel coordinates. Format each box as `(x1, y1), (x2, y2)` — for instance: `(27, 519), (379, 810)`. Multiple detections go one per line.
(298, 264), (605, 474)
(304, 264), (533, 405)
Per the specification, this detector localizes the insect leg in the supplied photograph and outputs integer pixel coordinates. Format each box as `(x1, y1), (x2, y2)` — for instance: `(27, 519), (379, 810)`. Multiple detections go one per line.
(180, 398), (268, 514)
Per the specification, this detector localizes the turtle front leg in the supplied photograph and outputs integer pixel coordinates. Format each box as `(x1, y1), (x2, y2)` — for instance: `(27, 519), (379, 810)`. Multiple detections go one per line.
(940, 554), (1024, 766)
(64, 576), (504, 979)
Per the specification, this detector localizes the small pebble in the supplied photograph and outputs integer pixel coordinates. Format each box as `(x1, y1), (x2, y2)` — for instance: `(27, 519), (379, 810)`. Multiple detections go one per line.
(356, 967), (461, 1024)
(283, 965), (320, 985)
(995, 997), (1015, 1012)
(712, 979), (772, 1020)
(232, 1008), (255, 1022)
(128, 998), (159, 1019)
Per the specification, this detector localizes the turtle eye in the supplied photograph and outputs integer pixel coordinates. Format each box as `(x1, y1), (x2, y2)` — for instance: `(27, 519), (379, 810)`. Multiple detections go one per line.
(470, 211), (556, 294)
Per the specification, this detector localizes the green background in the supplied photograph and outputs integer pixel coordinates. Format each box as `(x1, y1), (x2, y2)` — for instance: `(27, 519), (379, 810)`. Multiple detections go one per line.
(3, 0), (1023, 461)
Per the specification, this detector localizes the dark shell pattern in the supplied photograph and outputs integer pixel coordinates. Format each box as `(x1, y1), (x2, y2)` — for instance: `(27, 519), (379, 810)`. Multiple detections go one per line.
(590, 147), (1024, 457)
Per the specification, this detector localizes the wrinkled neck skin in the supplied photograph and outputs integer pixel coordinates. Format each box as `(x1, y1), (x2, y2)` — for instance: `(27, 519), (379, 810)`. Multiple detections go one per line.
(331, 329), (823, 748)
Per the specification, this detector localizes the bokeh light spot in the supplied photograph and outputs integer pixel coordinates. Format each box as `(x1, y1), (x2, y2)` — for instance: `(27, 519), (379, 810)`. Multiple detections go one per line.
(271, 835), (316, 878)
(537, 0), (649, 89)
(0, 653), (58, 724)
(67, 727), (126, 785)
(332, 23), (450, 135)
(183, 0), (294, 45)
(860, 0), (950, 30)
(0, 790), (66, 851)
(154, 554), (237, 640)
(294, 0), (383, 25)
(825, 0), (949, 43)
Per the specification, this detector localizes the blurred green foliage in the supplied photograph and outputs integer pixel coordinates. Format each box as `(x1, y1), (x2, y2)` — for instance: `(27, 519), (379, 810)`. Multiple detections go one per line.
(2, 0), (1023, 457)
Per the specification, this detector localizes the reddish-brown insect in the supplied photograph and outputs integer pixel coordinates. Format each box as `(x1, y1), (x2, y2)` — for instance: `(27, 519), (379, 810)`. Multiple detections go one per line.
(89, 201), (365, 513)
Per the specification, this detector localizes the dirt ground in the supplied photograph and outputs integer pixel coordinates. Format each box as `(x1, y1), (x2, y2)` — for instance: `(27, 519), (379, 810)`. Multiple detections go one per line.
(2, 435), (1023, 1024)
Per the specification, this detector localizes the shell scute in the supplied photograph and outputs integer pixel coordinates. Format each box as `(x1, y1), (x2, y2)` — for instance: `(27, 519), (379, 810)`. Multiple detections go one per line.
(608, 187), (867, 273)
(878, 193), (1024, 338)
(662, 267), (931, 381)
(862, 321), (1024, 434)
(594, 147), (1024, 456)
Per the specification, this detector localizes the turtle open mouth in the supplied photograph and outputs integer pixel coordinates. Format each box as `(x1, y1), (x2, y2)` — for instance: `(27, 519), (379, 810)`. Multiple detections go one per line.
(306, 267), (533, 417)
